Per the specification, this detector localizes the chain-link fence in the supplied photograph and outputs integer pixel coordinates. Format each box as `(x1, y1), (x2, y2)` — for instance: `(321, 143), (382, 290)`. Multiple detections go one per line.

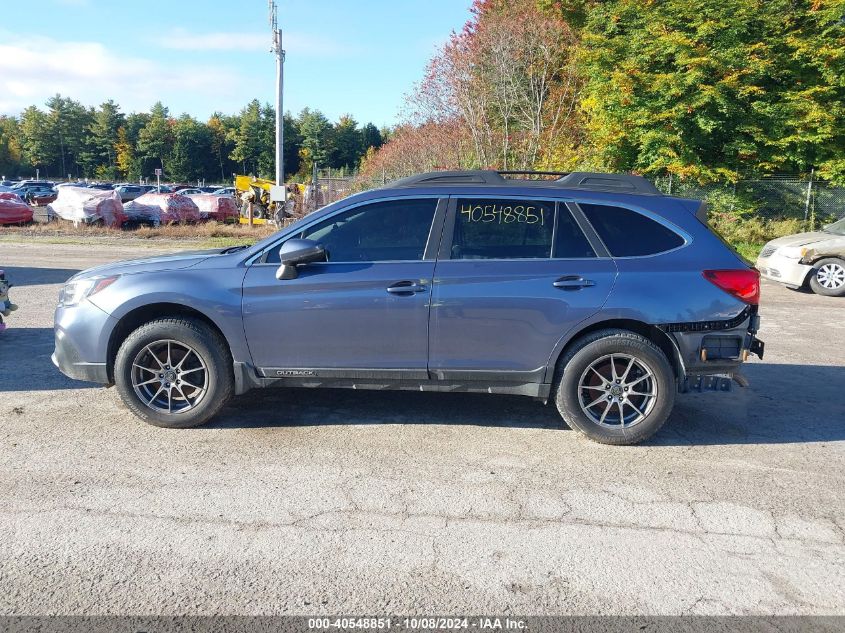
(652, 175), (845, 222)
(300, 169), (356, 213)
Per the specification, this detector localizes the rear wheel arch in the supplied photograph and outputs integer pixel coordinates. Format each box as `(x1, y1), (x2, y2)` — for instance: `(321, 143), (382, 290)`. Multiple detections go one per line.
(548, 318), (683, 385)
(107, 303), (232, 383)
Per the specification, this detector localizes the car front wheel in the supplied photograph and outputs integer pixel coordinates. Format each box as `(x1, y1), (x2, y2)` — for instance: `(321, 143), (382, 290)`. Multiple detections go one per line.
(554, 329), (676, 445)
(114, 317), (234, 428)
(809, 258), (845, 297)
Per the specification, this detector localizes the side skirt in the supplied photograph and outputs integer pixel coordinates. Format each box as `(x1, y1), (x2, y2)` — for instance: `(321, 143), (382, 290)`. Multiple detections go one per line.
(256, 374), (551, 399)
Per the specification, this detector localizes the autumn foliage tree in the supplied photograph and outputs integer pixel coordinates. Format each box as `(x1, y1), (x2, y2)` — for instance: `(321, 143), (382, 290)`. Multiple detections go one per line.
(402, 0), (581, 171)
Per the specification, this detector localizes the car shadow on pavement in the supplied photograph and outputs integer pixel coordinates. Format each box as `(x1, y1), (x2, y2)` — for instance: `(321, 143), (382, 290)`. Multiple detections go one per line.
(0, 327), (95, 391)
(210, 362), (845, 444)
(214, 388), (564, 431)
(1, 266), (81, 287)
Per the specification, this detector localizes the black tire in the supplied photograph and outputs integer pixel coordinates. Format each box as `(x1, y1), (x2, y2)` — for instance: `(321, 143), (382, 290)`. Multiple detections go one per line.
(554, 329), (676, 445)
(808, 257), (845, 297)
(114, 317), (234, 428)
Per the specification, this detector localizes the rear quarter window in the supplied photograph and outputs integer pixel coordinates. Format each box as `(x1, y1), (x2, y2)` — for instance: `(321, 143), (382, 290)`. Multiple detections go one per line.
(580, 203), (685, 257)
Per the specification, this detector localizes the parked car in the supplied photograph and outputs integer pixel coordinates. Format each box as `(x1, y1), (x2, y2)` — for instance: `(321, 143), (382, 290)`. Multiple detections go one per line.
(756, 217), (845, 296)
(52, 170), (764, 445)
(113, 184), (146, 203)
(12, 180), (54, 190)
(212, 187), (236, 196)
(86, 183), (114, 191)
(16, 185), (57, 205)
(175, 187), (204, 196)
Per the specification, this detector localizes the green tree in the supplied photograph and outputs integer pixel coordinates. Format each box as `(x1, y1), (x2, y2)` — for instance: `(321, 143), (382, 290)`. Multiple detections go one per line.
(330, 115), (363, 170)
(169, 114), (213, 182)
(297, 107), (333, 175)
(230, 99), (263, 175)
(137, 102), (173, 178)
(115, 126), (138, 181)
(45, 94), (92, 179)
(361, 122), (384, 152)
(19, 106), (54, 177)
(83, 100), (125, 179)
(283, 111), (302, 179)
(0, 116), (23, 178)
(257, 103), (277, 179)
(573, 0), (845, 183)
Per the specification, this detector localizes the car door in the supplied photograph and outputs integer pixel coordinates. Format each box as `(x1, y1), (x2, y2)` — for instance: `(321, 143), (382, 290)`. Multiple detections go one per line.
(428, 196), (617, 383)
(242, 196), (446, 378)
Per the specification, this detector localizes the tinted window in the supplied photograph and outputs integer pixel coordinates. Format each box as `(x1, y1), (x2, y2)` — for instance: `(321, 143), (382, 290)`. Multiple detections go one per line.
(554, 206), (596, 258)
(269, 198), (438, 263)
(452, 198), (554, 259)
(580, 203), (685, 256)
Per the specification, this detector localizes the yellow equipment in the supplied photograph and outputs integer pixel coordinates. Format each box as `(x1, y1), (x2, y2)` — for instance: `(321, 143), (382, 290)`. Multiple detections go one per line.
(234, 175), (281, 222)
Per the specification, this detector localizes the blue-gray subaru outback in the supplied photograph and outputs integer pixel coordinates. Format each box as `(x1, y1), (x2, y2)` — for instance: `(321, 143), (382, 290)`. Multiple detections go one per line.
(53, 170), (764, 445)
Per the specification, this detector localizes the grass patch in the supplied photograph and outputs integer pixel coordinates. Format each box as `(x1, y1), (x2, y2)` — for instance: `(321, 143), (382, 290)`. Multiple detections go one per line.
(0, 220), (278, 247)
(733, 241), (764, 262)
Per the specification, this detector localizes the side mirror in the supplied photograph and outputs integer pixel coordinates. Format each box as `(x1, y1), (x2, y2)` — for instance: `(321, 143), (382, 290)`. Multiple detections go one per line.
(275, 238), (326, 280)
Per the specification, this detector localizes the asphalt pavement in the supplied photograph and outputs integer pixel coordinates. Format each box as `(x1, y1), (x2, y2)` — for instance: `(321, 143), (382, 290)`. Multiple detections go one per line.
(1, 240), (843, 615)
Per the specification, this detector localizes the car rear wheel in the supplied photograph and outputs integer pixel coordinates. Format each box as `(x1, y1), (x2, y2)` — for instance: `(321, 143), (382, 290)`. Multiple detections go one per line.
(809, 258), (845, 297)
(554, 329), (675, 445)
(114, 317), (233, 428)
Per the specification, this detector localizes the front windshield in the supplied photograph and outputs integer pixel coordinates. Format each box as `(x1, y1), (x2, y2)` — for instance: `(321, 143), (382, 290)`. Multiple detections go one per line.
(823, 217), (845, 235)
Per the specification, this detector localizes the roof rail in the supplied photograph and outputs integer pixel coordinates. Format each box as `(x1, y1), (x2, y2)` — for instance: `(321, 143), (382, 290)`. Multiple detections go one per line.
(384, 169), (662, 195)
(556, 172), (661, 195)
(386, 170), (508, 187)
(498, 170), (570, 179)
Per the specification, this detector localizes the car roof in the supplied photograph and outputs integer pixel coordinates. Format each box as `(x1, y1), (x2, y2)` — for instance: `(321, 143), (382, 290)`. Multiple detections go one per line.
(384, 170), (663, 196)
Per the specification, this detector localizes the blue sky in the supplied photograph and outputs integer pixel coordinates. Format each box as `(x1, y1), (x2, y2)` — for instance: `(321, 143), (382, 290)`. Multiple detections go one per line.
(0, 0), (472, 126)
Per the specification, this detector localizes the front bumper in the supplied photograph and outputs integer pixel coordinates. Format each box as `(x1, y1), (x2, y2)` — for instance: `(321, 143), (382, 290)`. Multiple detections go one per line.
(756, 253), (813, 287)
(53, 299), (117, 385)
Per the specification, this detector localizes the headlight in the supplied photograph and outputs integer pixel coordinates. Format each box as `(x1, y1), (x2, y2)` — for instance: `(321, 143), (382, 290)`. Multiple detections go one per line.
(58, 276), (119, 307)
(778, 246), (804, 259)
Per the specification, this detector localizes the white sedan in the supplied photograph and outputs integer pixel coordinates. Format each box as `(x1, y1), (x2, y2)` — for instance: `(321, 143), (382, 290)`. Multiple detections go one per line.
(756, 218), (845, 296)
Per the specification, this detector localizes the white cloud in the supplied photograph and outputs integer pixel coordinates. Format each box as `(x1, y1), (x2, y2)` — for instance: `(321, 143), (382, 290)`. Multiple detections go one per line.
(151, 28), (360, 57)
(0, 32), (256, 117)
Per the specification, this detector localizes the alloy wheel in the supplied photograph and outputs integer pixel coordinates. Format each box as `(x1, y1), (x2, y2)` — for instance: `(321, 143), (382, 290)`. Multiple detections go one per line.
(131, 339), (208, 414)
(577, 353), (658, 428)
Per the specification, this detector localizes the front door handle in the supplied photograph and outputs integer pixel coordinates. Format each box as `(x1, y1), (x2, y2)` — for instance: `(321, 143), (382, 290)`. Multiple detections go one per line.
(387, 281), (427, 295)
(553, 275), (596, 290)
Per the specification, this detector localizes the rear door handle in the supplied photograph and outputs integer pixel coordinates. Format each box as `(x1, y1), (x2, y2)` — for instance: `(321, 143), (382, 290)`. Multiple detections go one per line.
(387, 281), (427, 295)
(553, 275), (596, 290)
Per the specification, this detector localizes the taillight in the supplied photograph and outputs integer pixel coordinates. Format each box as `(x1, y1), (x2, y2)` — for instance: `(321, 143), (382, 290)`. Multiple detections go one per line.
(703, 269), (760, 304)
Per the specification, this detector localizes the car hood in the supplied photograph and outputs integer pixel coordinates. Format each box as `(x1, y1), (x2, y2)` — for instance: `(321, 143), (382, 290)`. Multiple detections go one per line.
(68, 248), (229, 281)
(765, 231), (834, 249)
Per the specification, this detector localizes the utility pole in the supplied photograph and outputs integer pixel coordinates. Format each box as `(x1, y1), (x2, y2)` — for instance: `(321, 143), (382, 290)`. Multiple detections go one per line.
(269, 0), (285, 189)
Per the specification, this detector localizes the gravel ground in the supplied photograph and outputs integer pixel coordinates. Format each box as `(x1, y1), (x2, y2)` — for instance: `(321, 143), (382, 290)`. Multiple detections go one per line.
(1, 240), (843, 616)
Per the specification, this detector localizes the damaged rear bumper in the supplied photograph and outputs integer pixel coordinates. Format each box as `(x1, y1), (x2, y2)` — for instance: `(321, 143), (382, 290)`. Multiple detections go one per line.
(659, 307), (764, 394)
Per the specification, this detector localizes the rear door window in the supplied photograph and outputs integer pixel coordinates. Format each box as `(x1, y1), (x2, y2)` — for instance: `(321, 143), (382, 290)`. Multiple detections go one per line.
(451, 198), (554, 259)
(579, 203), (685, 257)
